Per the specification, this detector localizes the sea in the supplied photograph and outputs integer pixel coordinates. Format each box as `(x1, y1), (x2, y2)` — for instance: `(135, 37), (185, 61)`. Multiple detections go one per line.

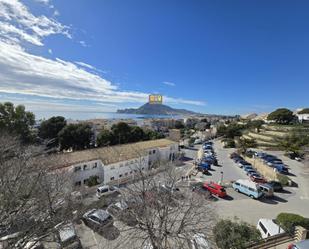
(34, 111), (184, 121)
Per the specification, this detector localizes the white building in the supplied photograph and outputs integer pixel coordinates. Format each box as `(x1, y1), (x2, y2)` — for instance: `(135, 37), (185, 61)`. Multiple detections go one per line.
(295, 108), (309, 123)
(297, 113), (309, 123)
(51, 139), (178, 187)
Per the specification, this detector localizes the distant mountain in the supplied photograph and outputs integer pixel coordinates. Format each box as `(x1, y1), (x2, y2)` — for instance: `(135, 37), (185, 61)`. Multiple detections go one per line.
(117, 103), (198, 115)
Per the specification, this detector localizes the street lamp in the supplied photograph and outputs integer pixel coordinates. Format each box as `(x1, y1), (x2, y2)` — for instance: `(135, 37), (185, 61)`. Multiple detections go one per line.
(220, 171), (224, 184)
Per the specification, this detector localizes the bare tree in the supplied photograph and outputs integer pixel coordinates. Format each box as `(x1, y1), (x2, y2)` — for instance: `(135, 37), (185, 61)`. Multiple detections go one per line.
(96, 158), (217, 249)
(0, 133), (74, 248)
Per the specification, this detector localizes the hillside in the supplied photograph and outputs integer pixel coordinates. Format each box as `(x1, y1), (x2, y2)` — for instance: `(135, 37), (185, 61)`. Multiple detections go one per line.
(117, 103), (197, 115)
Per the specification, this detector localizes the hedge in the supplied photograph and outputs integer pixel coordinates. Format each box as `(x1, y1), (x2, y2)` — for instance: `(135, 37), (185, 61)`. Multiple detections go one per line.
(276, 213), (309, 233)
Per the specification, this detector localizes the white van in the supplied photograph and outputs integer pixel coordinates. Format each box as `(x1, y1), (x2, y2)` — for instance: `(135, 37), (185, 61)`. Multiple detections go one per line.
(257, 218), (285, 239)
(96, 185), (119, 198)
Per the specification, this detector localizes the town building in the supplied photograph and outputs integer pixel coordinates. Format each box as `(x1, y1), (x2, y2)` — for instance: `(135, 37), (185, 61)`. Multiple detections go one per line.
(51, 139), (178, 188)
(296, 109), (309, 123)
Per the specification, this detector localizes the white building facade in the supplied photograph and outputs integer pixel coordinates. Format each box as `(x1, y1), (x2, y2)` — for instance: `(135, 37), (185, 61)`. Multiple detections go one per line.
(53, 139), (178, 188)
(297, 113), (309, 123)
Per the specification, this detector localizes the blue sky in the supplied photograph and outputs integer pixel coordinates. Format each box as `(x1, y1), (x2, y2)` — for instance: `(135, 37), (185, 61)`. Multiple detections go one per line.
(0, 0), (309, 118)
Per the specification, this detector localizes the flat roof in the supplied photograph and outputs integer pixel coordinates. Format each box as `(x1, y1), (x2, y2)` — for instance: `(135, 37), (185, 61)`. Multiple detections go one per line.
(50, 139), (177, 170)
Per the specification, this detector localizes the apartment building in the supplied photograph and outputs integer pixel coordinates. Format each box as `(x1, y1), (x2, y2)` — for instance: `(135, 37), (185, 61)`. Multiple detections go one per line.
(51, 139), (178, 187)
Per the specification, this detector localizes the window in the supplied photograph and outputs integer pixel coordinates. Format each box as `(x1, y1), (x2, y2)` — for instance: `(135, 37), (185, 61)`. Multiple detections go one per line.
(149, 151), (152, 155)
(110, 177), (115, 181)
(248, 187), (255, 192)
(83, 164), (88, 170)
(93, 162), (97, 168)
(259, 222), (267, 234)
(125, 172), (128, 176)
(83, 179), (88, 184)
(119, 174), (123, 178)
(153, 150), (156, 154)
(130, 171), (133, 174)
(75, 181), (81, 186)
(110, 166), (115, 170)
(142, 167), (144, 170)
(74, 166), (81, 172)
(235, 182), (240, 186)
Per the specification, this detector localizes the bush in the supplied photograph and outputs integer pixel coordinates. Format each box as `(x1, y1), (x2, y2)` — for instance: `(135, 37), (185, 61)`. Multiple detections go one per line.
(86, 176), (99, 187)
(277, 174), (290, 186)
(213, 219), (261, 249)
(276, 213), (309, 233)
(223, 138), (236, 148)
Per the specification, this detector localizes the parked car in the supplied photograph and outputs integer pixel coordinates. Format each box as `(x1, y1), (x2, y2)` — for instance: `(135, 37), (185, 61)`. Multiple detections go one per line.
(288, 239), (309, 249)
(246, 169), (257, 176)
(266, 159), (283, 166)
(230, 152), (240, 159)
(197, 162), (210, 174)
(203, 182), (227, 198)
(250, 174), (266, 184)
(271, 164), (289, 174)
(257, 219), (284, 239)
(55, 222), (82, 249)
(238, 161), (252, 168)
(258, 184), (274, 197)
(244, 166), (254, 173)
(190, 233), (210, 249)
(267, 181), (283, 192)
(256, 152), (267, 158)
(107, 200), (129, 216)
(82, 209), (113, 230)
(96, 185), (119, 198)
(232, 179), (263, 199)
(233, 157), (244, 163)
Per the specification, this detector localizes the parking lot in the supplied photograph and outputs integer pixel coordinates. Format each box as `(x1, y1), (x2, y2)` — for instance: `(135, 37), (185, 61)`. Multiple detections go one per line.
(192, 140), (309, 226)
(69, 140), (309, 248)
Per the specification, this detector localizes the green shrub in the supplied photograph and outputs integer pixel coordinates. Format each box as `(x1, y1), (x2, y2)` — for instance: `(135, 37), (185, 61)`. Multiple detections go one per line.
(86, 176), (99, 187)
(213, 219), (261, 249)
(277, 174), (290, 186)
(223, 138), (236, 148)
(276, 213), (309, 233)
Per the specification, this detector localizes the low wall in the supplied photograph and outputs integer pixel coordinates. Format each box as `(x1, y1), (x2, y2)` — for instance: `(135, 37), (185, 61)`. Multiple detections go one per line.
(244, 156), (278, 181)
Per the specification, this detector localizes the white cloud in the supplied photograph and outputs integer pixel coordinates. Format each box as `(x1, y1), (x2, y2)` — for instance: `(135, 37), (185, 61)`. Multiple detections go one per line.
(79, 40), (88, 47)
(74, 61), (96, 70)
(0, 0), (70, 46)
(53, 10), (59, 16)
(163, 81), (175, 87)
(0, 0), (205, 109)
(34, 0), (50, 5)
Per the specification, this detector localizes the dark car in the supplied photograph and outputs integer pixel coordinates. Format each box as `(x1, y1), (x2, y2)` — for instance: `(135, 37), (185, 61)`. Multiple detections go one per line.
(230, 152), (240, 159)
(250, 174), (266, 184)
(247, 169), (258, 176)
(238, 160), (252, 168)
(233, 157), (244, 163)
(83, 209), (113, 231)
(267, 181), (283, 192)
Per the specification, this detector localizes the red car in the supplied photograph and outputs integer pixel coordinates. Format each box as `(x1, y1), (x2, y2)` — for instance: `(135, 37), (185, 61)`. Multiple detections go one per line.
(250, 174), (266, 183)
(203, 182), (227, 198)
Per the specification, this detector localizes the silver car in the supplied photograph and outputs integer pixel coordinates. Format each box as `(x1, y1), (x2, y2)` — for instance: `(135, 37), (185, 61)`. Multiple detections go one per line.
(289, 239), (309, 249)
(82, 209), (113, 230)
